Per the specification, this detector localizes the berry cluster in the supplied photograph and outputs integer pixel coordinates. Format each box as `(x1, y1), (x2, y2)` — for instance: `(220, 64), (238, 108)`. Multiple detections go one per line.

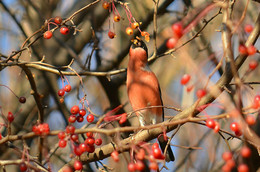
(43, 16), (70, 40)
(102, 1), (149, 41)
(58, 84), (71, 103)
(111, 142), (167, 171)
(32, 123), (50, 135)
(166, 22), (183, 49)
(69, 105), (94, 123)
(205, 118), (220, 133)
(222, 146), (251, 172)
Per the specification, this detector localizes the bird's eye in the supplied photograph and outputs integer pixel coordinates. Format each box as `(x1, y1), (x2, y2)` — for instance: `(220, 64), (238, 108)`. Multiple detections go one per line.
(137, 41), (142, 47)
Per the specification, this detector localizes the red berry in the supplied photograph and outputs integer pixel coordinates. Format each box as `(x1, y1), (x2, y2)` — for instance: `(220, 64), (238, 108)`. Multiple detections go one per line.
(79, 109), (87, 116)
(87, 114), (94, 123)
(206, 119), (216, 129)
(171, 22), (183, 38)
(222, 152), (233, 161)
(152, 143), (159, 150)
(214, 122), (220, 133)
(235, 130), (242, 136)
(186, 85), (194, 92)
(60, 27), (69, 35)
(44, 31), (53, 39)
(239, 44), (248, 55)
(128, 162), (136, 172)
(19, 162), (27, 172)
(136, 149), (145, 160)
(58, 89), (65, 97)
(7, 112), (14, 123)
(180, 74), (191, 85)
(54, 16), (62, 24)
(79, 143), (87, 152)
(247, 45), (257, 55)
(166, 37), (178, 49)
(108, 31), (116, 39)
(19, 97), (26, 103)
(241, 146), (251, 158)
(114, 15), (120, 22)
(85, 137), (95, 146)
(74, 146), (83, 156)
(238, 164), (249, 172)
(126, 27), (133, 35)
(64, 85), (71, 92)
(58, 131), (66, 139)
(86, 145), (95, 153)
(253, 95), (260, 108)
(68, 115), (76, 123)
(42, 123), (50, 134)
(249, 60), (258, 70)
(111, 151), (119, 162)
(76, 115), (84, 122)
(66, 125), (75, 134)
(73, 160), (83, 170)
(244, 24), (253, 33)
(149, 162), (158, 170)
(230, 122), (240, 132)
(226, 159), (235, 169)
(59, 139), (67, 148)
(86, 132), (93, 138)
(62, 165), (73, 172)
(152, 148), (163, 159)
(102, 1), (110, 9)
(196, 89), (207, 98)
(135, 161), (145, 171)
(95, 138), (102, 146)
(70, 105), (80, 115)
(131, 22), (139, 29)
(246, 115), (255, 125)
(70, 134), (79, 142)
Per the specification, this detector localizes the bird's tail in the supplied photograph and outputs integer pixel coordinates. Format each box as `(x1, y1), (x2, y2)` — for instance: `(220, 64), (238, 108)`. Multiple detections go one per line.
(158, 135), (175, 162)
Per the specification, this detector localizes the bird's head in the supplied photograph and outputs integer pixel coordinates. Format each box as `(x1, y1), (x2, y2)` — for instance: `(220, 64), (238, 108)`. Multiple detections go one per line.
(129, 38), (148, 63)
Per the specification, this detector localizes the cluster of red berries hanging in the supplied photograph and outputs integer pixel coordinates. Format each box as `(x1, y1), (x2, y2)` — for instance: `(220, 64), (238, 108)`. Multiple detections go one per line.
(102, 1), (150, 41)
(69, 105), (94, 123)
(43, 16), (70, 39)
(32, 123), (50, 135)
(58, 84), (71, 103)
(166, 22), (183, 49)
(221, 146), (251, 172)
(205, 118), (220, 133)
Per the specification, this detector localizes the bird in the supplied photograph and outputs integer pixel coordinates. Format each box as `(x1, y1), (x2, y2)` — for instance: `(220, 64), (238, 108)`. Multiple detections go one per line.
(126, 38), (175, 162)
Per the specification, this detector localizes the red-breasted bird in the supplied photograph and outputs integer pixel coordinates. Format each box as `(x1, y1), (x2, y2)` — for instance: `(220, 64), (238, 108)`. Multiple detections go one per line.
(126, 39), (175, 162)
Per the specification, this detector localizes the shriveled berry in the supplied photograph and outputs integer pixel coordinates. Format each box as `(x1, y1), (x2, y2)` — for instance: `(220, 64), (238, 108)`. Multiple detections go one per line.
(19, 97), (26, 103)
